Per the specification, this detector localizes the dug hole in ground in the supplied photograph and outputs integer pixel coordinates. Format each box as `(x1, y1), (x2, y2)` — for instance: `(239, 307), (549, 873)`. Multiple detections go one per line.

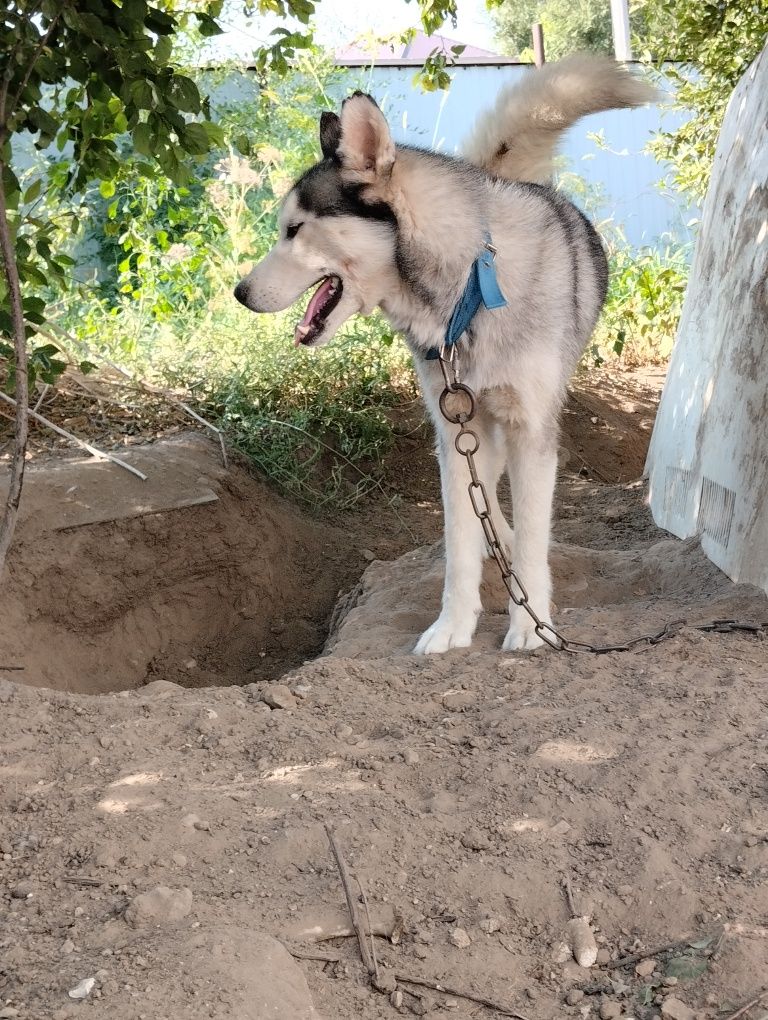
(1, 369), (767, 1020)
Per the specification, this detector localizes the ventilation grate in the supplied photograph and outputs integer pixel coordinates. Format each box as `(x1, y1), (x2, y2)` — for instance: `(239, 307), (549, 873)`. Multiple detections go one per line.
(664, 466), (695, 520)
(697, 476), (736, 548)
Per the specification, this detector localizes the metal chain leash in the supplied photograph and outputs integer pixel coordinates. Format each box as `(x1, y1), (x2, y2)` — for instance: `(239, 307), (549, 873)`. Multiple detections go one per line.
(436, 347), (766, 655)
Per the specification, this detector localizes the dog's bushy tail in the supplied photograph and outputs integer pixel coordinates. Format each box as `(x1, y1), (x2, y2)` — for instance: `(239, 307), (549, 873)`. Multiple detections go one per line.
(462, 54), (659, 184)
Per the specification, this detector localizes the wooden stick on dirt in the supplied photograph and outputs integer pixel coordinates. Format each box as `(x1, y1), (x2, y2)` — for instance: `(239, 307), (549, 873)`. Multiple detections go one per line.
(283, 946), (342, 964)
(0, 665), (24, 671)
(395, 973), (531, 1020)
(722, 987), (768, 1020)
(324, 825), (379, 981)
(612, 928), (722, 969)
(25, 318), (229, 469)
(0, 391), (147, 481)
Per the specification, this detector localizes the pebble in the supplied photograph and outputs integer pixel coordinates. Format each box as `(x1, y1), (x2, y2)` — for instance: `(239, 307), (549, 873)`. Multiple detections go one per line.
(661, 997), (696, 1020)
(68, 977), (95, 1000)
(10, 881), (33, 899)
(403, 749), (420, 765)
(636, 958), (657, 977)
(0, 1008), (20, 1018)
(600, 1002), (622, 1019)
(124, 886), (193, 928)
(566, 989), (584, 1005)
(61, 939), (75, 954)
(172, 852), (187, 867)
(442, 690), (477, 712)
(391, 990), (404, 1008)
(449, 927), (471, 949)
(596, 947), (612, 965)
(461, 827), (491, 851)
(261, 685), (297, 710)
(479, 917), (500, 934)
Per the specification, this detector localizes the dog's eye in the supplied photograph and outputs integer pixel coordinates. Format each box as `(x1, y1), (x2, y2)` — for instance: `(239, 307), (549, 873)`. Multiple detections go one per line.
(286, 222), (303, 240)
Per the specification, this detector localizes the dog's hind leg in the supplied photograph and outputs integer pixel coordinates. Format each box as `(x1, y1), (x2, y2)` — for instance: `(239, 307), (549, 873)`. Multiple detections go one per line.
(501, 424), (557, 652)
(414, 413), (506, 654)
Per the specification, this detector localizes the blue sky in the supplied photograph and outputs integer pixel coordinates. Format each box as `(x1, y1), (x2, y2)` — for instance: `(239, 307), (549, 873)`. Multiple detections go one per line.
(209, 0), (497, 60)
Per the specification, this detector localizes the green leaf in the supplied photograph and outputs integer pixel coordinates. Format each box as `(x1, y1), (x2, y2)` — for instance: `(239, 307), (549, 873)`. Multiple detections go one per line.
(196, 13), (224, 36)
(133, 122), (152, 156)
(180, 122), (211, 156)
(665, 956), (708, 980)
(79, 360), (98, 375)
(24, 178), (42, 203)
(168, 75), (200, 113)
(99, 179), (116, 199)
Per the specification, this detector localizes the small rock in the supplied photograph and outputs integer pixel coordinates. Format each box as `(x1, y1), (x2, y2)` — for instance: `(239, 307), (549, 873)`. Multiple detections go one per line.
(172, 852), (187, 867)
(0, 1007), (21, 1018)
(61, 939), (75, 954)
(661, 996), (696, 1020)
(479, 917), (500, 934)
(99, 735), (113, 749)
(566, 989), (584, 1005)
(449, 927), (471, 949)
(596, 947), (612, 965)
(261, 685), (297, 710)
(600, 1002), (622, 1020)
(552, 941), (572, 964)
(391, 989), (404, 1009)
(461, 828), (491, 851)
(193, 819), (211, 832)
(442, 690), (477, 712)
(124, 886), (193, 928)
(403, 749), (420, 765)
(636, 958), (657, 978)
(68, 977), (96, 1000)
(663, 977), (679, 988)
(550, 819), (572, 836)
(10, 881), (33, 899)
(361, 548), (376, 561)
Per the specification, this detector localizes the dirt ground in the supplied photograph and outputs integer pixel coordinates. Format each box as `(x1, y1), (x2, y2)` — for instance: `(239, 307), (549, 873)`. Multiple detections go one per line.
(2, 367), (768, 1020)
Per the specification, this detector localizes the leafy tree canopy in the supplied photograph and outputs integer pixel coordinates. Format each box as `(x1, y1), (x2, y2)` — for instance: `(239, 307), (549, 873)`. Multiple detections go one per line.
(642, 0), (768, 201)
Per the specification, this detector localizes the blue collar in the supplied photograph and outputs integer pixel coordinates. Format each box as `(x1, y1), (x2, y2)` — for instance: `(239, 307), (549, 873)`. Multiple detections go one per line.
(425, 231), (507, 360)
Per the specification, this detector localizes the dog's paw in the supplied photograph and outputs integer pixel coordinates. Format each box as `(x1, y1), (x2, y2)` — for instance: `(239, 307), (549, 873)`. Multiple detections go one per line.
(414, 617), (474, 655)
(502, 624), (545, 652)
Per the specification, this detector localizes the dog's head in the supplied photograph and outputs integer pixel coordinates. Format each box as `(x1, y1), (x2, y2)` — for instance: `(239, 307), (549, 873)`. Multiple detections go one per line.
(234, 93), (399, 347)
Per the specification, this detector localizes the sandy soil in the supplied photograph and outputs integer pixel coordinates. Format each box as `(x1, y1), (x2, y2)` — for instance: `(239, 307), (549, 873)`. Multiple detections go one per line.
(2, 369), (768, 1020)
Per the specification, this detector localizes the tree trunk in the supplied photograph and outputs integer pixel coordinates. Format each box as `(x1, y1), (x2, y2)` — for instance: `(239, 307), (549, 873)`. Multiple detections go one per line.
(0, 159), (30, 577)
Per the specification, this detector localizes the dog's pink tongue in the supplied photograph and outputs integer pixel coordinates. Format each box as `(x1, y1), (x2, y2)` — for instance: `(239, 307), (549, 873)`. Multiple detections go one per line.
(294, 278), (333, 345)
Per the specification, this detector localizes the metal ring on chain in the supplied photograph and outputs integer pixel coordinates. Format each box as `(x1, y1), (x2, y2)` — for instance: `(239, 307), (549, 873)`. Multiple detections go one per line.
(455, 428), (480, 456)
(439, 383), (476, 425)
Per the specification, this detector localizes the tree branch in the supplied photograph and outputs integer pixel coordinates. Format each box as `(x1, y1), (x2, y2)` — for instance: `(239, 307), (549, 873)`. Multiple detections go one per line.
(0, 158), (29, 576)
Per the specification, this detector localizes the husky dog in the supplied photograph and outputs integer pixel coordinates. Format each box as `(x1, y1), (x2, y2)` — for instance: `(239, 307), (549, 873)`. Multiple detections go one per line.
(235, 55), (656, 654)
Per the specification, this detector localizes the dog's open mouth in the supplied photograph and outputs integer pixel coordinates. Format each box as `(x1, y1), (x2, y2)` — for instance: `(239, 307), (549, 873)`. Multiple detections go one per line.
(294, 275), (343, 346)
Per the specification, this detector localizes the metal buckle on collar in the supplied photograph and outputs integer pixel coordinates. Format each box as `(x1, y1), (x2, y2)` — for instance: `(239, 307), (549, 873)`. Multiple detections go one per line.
(483, 239), (497, 259)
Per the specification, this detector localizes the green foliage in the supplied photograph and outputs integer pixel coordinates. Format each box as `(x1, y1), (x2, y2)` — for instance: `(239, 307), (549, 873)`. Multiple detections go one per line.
(492, 0), (614, 60)
(42, 51), (416, 507)
(0, 0), (230, 392)
(590, 239), (689, 368)
(642, 0), (768, 202)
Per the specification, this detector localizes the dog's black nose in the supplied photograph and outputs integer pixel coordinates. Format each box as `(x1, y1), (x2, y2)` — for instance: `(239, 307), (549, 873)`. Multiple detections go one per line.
(233, 280), (250, 307)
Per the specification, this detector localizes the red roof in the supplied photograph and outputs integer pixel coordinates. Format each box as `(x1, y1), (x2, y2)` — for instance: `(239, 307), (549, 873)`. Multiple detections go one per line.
(335, 31), (515, 66)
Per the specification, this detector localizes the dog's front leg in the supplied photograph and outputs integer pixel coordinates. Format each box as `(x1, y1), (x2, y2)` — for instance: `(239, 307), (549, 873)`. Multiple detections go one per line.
(414, 420), (486, 654)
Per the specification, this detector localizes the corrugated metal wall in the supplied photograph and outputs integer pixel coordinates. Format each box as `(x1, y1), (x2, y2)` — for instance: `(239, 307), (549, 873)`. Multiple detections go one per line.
(331, 63), (696, 250)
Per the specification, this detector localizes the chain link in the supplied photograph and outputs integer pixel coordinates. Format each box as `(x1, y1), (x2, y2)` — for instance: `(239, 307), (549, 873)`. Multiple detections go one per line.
(435, 346), (766, 655)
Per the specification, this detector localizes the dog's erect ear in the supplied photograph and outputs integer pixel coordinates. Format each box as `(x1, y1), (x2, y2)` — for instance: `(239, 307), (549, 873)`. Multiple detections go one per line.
(319, 111), (341, 160)
(337, 92), (395, 182)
